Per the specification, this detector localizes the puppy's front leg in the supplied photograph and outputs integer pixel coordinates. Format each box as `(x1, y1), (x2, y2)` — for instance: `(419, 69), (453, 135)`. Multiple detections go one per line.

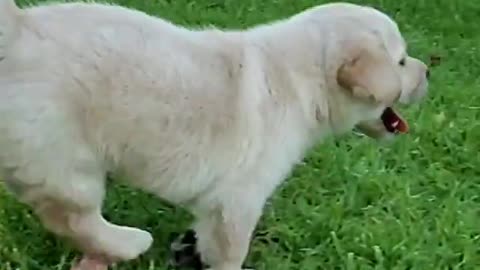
(194, 196), (263, 270)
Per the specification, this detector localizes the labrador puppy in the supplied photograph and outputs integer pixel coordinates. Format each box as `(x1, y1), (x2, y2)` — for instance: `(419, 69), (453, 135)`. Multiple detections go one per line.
(0, 1), (429, 269)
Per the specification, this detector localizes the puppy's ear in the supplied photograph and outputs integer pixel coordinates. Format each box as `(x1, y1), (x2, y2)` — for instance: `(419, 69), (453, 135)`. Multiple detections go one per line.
(337, 34), (401, 104)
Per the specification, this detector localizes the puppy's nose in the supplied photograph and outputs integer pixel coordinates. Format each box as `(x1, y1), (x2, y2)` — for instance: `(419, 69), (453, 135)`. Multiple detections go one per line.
(426, 69), (431, 79)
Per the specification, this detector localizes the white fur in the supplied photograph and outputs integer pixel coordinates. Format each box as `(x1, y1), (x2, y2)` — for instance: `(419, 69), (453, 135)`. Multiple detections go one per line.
(0, 1), (428, 269)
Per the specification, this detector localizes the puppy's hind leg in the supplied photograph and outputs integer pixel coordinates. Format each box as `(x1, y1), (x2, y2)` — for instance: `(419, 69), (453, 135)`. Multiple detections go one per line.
(13, 143), (153, 267)
(0, 80), (151, 266)
(36, 199), (153, 264)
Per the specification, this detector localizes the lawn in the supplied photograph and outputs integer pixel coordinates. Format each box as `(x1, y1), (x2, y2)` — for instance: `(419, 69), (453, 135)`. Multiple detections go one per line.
(1, 0), (479, 269)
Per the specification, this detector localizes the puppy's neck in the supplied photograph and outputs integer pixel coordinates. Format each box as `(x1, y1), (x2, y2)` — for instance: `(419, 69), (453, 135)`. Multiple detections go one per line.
(245, 19), (334, 135)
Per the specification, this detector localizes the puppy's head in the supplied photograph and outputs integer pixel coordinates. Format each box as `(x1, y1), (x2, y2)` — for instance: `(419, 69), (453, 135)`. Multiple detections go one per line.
(315, 4), (429, 139)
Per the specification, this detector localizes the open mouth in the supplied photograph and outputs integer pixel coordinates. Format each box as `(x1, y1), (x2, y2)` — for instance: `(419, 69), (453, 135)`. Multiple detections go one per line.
(381, 107), (409, 134)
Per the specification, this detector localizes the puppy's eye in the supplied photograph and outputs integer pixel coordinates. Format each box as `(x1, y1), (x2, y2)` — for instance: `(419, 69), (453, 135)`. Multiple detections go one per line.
(399, 58), (406, 66)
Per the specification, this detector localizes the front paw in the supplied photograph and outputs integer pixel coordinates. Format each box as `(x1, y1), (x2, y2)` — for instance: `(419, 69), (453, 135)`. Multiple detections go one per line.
(167, 229), (254, 270)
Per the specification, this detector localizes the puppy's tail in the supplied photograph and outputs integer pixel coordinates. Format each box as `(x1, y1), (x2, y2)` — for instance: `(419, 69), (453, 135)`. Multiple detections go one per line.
(0, 0), (21, 58)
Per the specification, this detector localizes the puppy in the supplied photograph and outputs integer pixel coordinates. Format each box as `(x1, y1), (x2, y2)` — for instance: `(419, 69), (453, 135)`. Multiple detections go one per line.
(0, 1), (429, 269)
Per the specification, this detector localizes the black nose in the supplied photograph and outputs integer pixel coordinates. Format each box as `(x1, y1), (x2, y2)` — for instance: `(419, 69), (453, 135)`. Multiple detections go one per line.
(426, 69), (431, 79)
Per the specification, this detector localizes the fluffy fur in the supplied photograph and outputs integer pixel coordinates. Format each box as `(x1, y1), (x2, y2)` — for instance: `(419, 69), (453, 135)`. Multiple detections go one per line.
(0, 1), (429, 269)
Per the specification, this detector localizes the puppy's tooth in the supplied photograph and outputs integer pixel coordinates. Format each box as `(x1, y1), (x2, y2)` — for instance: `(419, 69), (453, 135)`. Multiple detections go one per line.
(391, 120), (399, 128)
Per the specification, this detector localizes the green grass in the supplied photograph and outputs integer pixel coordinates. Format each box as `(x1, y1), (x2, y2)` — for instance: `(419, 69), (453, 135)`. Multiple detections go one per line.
(1, 0), (480, 269)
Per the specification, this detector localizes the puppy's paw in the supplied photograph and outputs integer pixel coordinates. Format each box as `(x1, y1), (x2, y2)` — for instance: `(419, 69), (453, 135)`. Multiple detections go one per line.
(122, 228), (154, 260)
(168, 229), (205, 270)
(71, 255), (109, 270)
(101, 227), (153, 261)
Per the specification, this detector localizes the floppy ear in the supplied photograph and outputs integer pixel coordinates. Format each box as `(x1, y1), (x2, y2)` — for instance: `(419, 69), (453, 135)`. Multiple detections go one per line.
(337, 34), (401, 104)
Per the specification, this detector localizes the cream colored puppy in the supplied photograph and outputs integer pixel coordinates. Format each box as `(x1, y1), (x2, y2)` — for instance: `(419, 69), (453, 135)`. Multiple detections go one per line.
(0, 1), (429, 269)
